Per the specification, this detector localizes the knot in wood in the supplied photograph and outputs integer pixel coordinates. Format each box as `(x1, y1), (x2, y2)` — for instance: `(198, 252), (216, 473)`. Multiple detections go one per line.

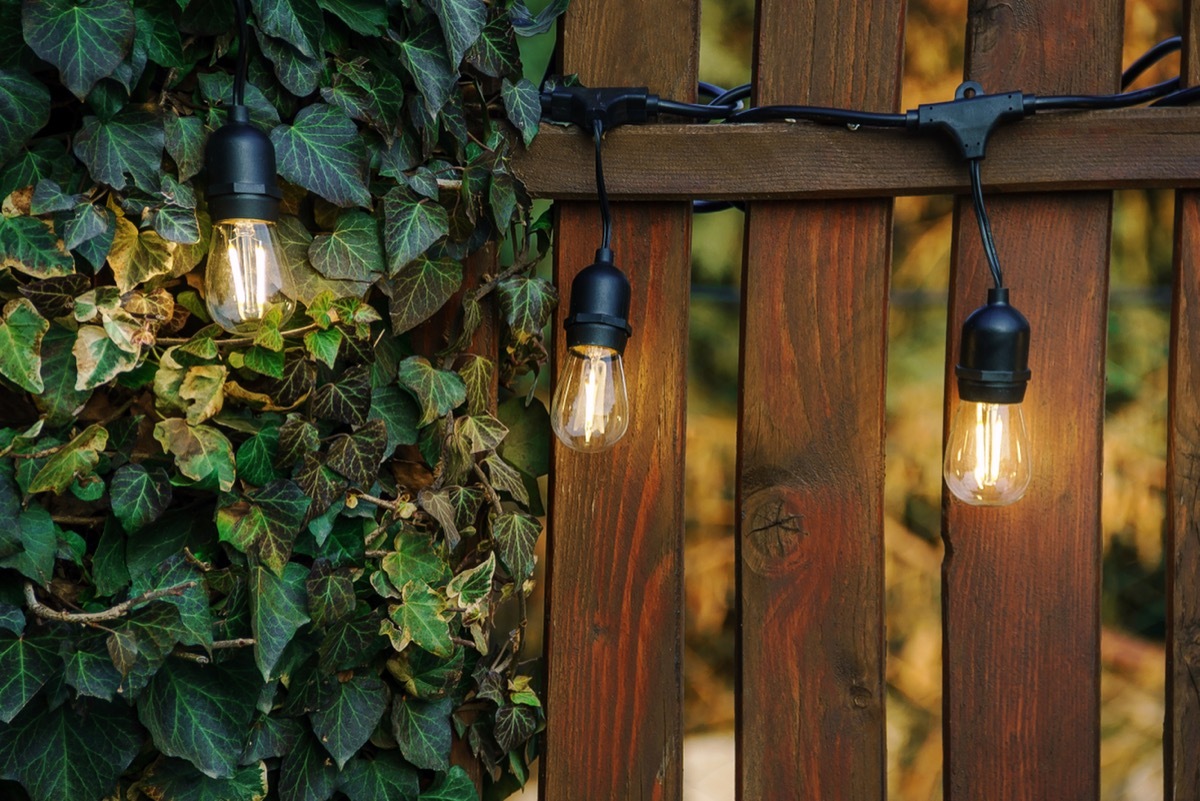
(742, 490), (808, 576)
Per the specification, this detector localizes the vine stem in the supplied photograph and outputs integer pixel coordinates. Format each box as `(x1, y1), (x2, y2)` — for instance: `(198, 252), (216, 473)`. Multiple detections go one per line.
(155, 323), (320, 348)
(172, 638), (255, 663)
(472, 462), (504, 516)
(353, 493), (401, 511)
(24, 580), (197, 623)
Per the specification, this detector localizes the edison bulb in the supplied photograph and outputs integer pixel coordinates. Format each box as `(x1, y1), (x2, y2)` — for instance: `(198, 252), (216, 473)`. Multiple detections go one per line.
(943, 400), (1031, 506)
(551, 345), (629, 452)
(204, 220), (294, 334)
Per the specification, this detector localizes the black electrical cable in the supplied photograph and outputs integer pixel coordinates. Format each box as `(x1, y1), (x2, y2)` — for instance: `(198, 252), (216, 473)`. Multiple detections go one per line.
(726, 104), (909, 127)
(1152, 84), (1200, 106)
(593, 120), (612, 250)
(698, 81), (728, 99)
(1033, 77), (1179, 111)
(710, 83), (751, 108)
(233, 0), (249, 107)
(656, 98), (738, 119)
(968, 158), (1003, 289)
(1122, 35), (1181, 89)
(692, 200), (746, 213)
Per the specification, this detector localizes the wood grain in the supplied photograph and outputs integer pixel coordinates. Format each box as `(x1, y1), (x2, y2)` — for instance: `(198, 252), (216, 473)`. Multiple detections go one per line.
(941, 3), (1118, 800)
(539, 1), (697, 800)
(1166, 3), (1200, 797)
(511, 109), (1200, 201)
(735, 1), (903, 798)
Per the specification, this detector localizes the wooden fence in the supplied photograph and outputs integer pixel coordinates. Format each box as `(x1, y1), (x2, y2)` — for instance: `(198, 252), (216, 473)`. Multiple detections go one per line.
(510, 0), (1200, 798)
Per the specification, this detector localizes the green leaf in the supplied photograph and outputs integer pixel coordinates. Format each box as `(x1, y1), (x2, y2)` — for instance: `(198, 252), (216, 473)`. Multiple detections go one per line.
(308, 210), (385, 281)
(491, 511), (539, 583)
(249, 563), (310, 680)
(340, 750), (421, 801)
(106, 214), (176, 291)
(179, 364), (227, 424)
(129, 555), (212, 649)
(501, 78), (540, 146)
(141, 757), (269, 801)
(0, 69), (50, 163)
(497, 395), (550, 477)
(164, 113), (206, 183)
(0, 500), (55, 585)
(277, 215), (374, 306)
(62, 632), (123, 701)
(510, 0), (568, 36)
(236, 426), (281, 487)
(466, 14), (519, 78)
(0, 697), (141, 801)
(0, 215), (73, 278)
(381, 530), (449, 591)
(296, 453), (347, 519)
(489, 169), (518, 229)
(73, 111), (163, 190)
(456, 355), (492, 417)
(0, 605), (24, 637)
(381, 256), (460, 338)
(110, 463), (173, 531)
(249, 0), (323, 58)
(482, 452), (528, 505)
(32, 326), (94, 425)
(256, 30), (323, 97)
(389, 646), (463, 700)
(417, 488), (459, 547)
(325, 418), (387, 487)
(456, 413), (507, 453)
(391, 695), (453, 772)
(113, 603), (187, 695)
(398, 356), (466, 426)
(0, 634), (54, 723)
(446, 552), (494, 612)
(72, 324), (140, 390)
(153, 204), (201, 244)
(276, 416), (320, 470)
(218, 480), (310, 575)
(242, 714), (303, 762)
(316, 0), (385, 35)
(17, 273), (89, 318)
(0, 298), (48, 393)
(316, 602), (383, 672)
(397, 17), (457, 117)
(30, 179), (80, 215)
(367, 384), (420, 458)
(138, 657), (260, 779)
(134, 2), (184, 67)
(303, 327), (343, 369)
(395, 580), (452, 658)
(64, 202), (113, 255)
(423, 0), (486, 66)
(153, 419), (236, 492)
(305, 564), (355, 629)
(0, 139), (71, 200)
(382, 187), (450, 276)
(28, 423), (107, 494)
(494, 703), (538, 752)
(278, 731), (338, 801)
(271, 103), (370, 208)
(419, 766), (479, 801)
(496, 276), (557, 344)
(92, 518), (130, 596)
(244, 345), (286, 379)
(308, 672), (387, 768)
(20, 0), (135, 99)
(311, 363), (371, 425)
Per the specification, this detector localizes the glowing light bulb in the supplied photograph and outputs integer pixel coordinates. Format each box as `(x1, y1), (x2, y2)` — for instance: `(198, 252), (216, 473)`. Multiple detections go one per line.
(944, 400), (1031, 506)
(551, 344), (629, 452)
(204, 219), (294, 334)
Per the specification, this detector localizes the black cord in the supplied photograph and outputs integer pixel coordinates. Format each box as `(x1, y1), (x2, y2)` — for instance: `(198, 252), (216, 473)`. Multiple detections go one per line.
(968, 158), (1003, 289)
(1033, 77), (1179, 111)
(698, 82), (728, 99)
(657, 98), (738, 119)
(234, 0), (249, 107)
(711, 84), (751, 108)
(593, 120), (612, 251)
(1121, 35), (1181, 89)
(1153, 84), (1200, 106)
(727, 104), (910, 127)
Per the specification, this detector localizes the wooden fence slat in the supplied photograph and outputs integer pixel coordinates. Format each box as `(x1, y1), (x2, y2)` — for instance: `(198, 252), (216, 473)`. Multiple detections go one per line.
(540, 2), (697, 800)
(942, 4), (1119, 800)
(736, 1), (904, 798)
(1166, 3), (1200, 796)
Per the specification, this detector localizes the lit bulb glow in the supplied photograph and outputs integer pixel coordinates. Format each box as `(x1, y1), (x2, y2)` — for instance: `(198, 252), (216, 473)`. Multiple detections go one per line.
(205, 220), (294, 334)
(551, 345), (629, 452)
(944, 400), (1031, 506)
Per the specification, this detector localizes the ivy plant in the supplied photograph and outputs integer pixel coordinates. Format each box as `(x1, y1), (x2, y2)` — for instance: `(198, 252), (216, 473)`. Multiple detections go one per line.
(0, 0), (565, 799)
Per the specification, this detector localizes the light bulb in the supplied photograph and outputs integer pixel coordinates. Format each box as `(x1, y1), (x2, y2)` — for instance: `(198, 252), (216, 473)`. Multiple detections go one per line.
(204, 219), (293, 333)
(551, 344), (629, 452)
(943, 400), (1031, 506)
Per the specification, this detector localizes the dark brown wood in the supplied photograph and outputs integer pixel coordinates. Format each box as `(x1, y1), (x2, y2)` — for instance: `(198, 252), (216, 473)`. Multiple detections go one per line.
(540, 1), (696, 800)
(511, 109), (1200, 201)
(941, 4), (1118, 800)
(735, 1), (902, 798)
(1166, 3), (1200, 797)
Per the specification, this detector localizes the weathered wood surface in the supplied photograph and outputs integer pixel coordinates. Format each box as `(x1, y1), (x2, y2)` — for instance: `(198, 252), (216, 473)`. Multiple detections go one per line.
(735, 0), (902, 798)
(941, 3), (1117, 800)
(1166, 2), (1200, 796)
(540, 1), (697, 800)
(512, 109), (1200, 200)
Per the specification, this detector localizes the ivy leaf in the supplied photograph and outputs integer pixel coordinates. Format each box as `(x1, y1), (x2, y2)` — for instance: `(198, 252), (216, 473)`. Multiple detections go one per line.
(73, 111), (164, 190)
(0, 139), (71, 199)
(153, 204), (201, 244)
(391, 695), (452, 772)
(457, 414), (507, 454)
(309, 672), (387, 769)
(0, 68), (50, 163)
(509, 0), (568, 36)
(129, 555), (212, 650)
(483, 452), (528, 505)
(303, 327), (343, 369)
(278, 731), (338, 801)
(325, 418), (387, 487)
(383, 187), (450, 276)
(501, 78), (541, 146)
(497, 276), (557, 344)
(271, 104), (371, 208)
(276, 415), (320, 469)
(141, 757), (269, 801)
(316, 0), (386, 35)
(164, 114), (206, 183)
(340, 750), (421, 801)
(308, 210), (385, 281)
(395, 580), (453, 658)
(249, 0), (323, 58)
(491, 511), (539, 583)
(398, 356), (466, 426)
(138, 657), (260, 779)
(180, 364), (227, 424)
(0, 215), (73, 278)
(106, 214), (176, 291)
(218, 480), (311, 575)
(20, 0), (135, 99)
(389, 647), (463, 700)
(0, 634), (54, 723)
(236, 426), (281, 487)
(456, 355), (493, 417)
(467, 15), (519, 78)
(110, 463), (173, 531)
(0, 491), (55, 585)
(17, 274), (89, 319)
(250, 563), (310, 681)
(497, 395), (550, 477)
(422, 0), (486, 66)
(494, 703), (538, 752)
(419, 766), (479, 801)
(153, 419), (236, 492)
(367, 384), (420, 458)
(296, 453), (347, 519)
(0, 298), (48, 393)
(278, 215), (374, 306)
(28, 423), (107, 494)
(311, 363), (372, 425)
(256, 30), (323, 97)
(0, 698), (141, 801)
(244, 345), (285, 379)
(62, 632), (123, 701)
(397, 17), (457, 118)
(306, 564), (355, 629)
(72, 325), (139, 390)
(380, 253), (461, 335)
(242, 714), (303, 762)
(381, 530), (449, 591)
(269, 354), (317, 408)
(446, 552), (494, 616)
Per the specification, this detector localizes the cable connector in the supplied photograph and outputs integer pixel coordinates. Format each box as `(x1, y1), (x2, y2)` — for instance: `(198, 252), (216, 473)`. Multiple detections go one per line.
(908, 81), (1036, 160)
(540, 86), (660, 132)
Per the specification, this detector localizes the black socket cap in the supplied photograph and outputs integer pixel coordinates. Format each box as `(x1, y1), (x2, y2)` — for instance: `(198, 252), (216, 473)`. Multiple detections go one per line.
(205, 105), (282, 223)
(955, 287), (1031, 404)
(564, 250), (632, 354)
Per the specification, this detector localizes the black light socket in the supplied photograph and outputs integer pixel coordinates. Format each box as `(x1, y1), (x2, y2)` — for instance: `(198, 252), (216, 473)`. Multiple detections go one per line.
(205, 105), (282, 223)
(955, 287), (1031, 404)
(564, 249), (633, 354)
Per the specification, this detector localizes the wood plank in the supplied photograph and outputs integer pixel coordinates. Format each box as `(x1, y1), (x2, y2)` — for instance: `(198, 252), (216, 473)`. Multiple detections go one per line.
(539, 1), (697, 800)
(941, 3), (1119, 800)
(1166, 2), (1200, 796)
(511, 109), (1200, 201)
(736, 1), (903, 798)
